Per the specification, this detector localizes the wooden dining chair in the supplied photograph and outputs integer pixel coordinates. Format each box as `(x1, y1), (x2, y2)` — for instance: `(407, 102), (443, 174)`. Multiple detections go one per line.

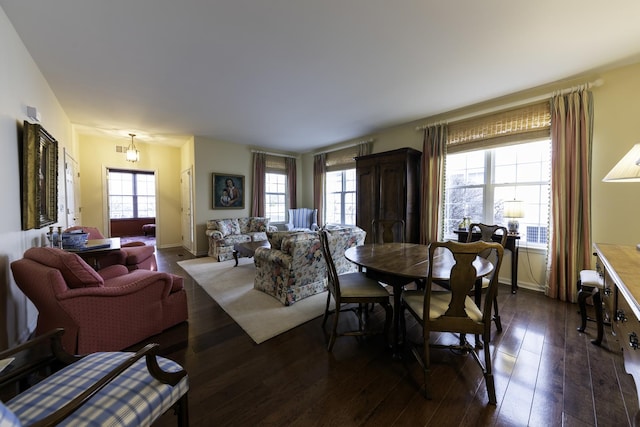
(400, 240), (504, 404)
(319, 229), (393, 352)
(466, 223), (508, 332)
(371, 219), (405, 244)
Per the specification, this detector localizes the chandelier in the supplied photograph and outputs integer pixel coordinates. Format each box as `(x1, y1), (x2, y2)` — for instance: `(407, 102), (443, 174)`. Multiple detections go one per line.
(126, 133), (140, 162)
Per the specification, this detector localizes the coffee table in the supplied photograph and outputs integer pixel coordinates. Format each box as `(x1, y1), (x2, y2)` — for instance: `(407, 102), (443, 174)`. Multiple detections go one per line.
(233, 240), (270, 266)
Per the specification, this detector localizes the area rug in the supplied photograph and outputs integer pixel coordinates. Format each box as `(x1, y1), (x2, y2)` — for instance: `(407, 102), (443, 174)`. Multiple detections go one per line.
(177, 257), (331, 344)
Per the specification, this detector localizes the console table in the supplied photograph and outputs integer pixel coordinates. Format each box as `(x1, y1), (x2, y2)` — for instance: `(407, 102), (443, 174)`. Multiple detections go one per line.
(454, 230), (520, 293)
(593, 243), (640, 423)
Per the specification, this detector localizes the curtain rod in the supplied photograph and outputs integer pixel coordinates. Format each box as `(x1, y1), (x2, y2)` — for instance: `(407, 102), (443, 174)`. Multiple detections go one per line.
(250, 149), (297, 159)
(314, 138), (374, 155)
(415, 78), (604, 131)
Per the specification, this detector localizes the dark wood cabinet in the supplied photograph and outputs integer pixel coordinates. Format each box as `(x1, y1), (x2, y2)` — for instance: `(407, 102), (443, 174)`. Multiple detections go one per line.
(355, 147), (421, 243)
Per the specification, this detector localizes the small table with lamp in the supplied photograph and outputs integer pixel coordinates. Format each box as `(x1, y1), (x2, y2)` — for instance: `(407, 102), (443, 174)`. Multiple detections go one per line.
(453, 230), (520, 294)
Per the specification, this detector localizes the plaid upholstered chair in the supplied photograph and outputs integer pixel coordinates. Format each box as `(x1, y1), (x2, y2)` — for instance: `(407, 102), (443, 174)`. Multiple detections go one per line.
(0, 329), (189, 426)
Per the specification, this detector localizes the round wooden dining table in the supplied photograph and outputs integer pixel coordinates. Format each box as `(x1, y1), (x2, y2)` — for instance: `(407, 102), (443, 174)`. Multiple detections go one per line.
(344, 242), (494, 357)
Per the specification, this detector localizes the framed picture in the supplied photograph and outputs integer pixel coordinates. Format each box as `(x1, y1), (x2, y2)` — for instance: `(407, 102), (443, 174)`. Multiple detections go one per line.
(20, 121), (58, 230)
(212, 173), (244, 209)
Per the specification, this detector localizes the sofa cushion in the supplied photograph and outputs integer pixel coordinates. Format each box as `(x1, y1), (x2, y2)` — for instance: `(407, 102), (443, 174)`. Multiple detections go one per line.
(23, 247), (104, 288)
(246, 231), (268, 242)
(249, 217), (270, 232)
(213, 218), (240, 237)
(237, 217), (252, 233)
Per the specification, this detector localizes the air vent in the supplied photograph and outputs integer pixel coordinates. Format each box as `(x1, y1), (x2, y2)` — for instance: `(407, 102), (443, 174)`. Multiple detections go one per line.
(115, 145), (126, 153)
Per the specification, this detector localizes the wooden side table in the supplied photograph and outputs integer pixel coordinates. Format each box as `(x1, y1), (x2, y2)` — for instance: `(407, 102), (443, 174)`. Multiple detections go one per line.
(453, 230), (520, 293)
(233, 240), (270, 266)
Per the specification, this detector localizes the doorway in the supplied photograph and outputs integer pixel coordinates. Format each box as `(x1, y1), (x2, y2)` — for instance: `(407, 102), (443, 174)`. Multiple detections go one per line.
(106, 168), (157, 243)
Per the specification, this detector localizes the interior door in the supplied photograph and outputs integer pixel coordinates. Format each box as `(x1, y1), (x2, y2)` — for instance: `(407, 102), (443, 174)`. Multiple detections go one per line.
(64, 149), (81, 227)
(181, 167), (195, 253)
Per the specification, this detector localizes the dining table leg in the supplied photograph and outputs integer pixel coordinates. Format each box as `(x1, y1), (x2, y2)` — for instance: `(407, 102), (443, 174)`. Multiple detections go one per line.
(391, 281), (404, 359)
(388, 278), (416, 360)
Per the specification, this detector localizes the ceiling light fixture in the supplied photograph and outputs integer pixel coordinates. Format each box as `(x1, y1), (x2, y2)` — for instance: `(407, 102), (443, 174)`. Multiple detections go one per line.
(126, 133), (140, 162)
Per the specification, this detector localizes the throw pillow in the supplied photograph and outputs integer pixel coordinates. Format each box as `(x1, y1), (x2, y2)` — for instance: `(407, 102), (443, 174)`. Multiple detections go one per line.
(249, 217), (270, 232)
(24, 247), (104, 288)
(216, 219), (241, 237)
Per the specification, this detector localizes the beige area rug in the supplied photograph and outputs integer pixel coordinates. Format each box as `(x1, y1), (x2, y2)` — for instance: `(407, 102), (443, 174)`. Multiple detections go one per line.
(177, 257), (331, 344)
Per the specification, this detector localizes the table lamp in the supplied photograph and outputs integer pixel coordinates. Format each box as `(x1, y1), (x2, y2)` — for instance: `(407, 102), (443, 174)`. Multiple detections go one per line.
(504, 200), (524, 234)
(602, 143), (640, 249)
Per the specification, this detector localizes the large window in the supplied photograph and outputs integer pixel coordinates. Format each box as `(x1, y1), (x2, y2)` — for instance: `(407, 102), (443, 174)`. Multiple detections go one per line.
(108, 170), (156, 219)
(265, 172), (286, 222)
(443, 139), (550, 246)
(325, 169), (356, 225)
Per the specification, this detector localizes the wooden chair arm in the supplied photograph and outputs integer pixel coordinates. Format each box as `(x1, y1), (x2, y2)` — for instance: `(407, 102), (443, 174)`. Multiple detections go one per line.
(29, 343), (169, 427)
(0, 328), (79, 390)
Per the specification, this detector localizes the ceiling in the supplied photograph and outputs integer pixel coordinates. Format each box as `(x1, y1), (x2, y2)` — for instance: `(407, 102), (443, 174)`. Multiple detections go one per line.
(3, 1), (640, 152)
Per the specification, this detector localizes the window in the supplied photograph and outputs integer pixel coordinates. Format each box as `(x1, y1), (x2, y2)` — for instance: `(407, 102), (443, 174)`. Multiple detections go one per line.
(443, 139), (551, 246)
(325, 169), (356, 225)
(265, 172), (286, 222)
(108, 170), (156, 219)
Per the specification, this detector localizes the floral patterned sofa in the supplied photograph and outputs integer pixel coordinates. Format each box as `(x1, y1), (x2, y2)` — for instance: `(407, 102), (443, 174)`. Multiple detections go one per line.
(206, 217), (277, 261)
(253, 227), (366, 306)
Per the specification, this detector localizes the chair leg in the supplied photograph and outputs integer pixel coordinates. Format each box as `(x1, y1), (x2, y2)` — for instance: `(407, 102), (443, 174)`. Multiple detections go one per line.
(577, 281), (588, 333)
(327, 303), (341, 352)
(492, 297), (502, 333)
(422, 334), (432, 399)
(483, 341), (497, 405)
(321, 291), (331, 330)
(176, 393), (189, 427)
(383, 302), (392, 348)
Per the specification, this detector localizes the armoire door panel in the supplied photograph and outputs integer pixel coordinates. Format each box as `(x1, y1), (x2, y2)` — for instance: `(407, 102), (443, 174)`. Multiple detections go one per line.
(356, 147), (421, 243)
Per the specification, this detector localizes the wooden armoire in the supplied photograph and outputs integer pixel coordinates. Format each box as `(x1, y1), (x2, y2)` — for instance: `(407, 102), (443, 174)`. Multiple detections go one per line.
(355, 147), (422, 243)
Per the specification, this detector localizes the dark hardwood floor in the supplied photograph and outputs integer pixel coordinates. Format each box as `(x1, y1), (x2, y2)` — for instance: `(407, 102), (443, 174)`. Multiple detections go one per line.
(140, 247), (638, 426)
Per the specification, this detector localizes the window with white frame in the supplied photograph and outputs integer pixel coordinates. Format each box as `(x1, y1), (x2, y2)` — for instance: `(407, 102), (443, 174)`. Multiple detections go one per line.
(443, 139), (551, 246)
(265, 172), (287, 223)
(108, 170), (156, 219)
(325, 169), (356, 225)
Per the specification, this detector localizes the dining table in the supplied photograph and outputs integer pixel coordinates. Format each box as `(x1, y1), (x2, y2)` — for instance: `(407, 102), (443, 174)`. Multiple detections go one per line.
(344, 242), (494, 358)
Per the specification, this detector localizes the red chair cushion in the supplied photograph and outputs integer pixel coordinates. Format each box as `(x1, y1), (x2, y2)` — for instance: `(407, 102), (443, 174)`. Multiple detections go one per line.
(24, 247), (104, 288)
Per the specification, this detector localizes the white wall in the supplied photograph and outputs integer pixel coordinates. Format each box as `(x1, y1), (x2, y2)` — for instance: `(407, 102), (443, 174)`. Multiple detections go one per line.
(193, 137), (255, 255)
(0, 8), (75, 347)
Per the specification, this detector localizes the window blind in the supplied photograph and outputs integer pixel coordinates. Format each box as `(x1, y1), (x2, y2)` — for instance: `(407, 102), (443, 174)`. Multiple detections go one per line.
(265, 154), (286, 173)
(325, 142), (371, 171)
(447, 101), (551, 153)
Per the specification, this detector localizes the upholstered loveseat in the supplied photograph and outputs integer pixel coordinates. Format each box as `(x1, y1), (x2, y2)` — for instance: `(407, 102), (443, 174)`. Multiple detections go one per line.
(253, 227), (366, 306)
(206, 217), (278, 261)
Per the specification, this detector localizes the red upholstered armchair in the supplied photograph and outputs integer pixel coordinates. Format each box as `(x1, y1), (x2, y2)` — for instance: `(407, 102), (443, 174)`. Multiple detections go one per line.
(65, 225), (157, 271)
(11, 247), (188, 354)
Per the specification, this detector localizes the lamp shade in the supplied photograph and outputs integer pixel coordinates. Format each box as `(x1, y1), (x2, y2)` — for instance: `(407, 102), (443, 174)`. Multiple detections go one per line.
(603, 144), (640, 182)
(504, 200), (524, 218)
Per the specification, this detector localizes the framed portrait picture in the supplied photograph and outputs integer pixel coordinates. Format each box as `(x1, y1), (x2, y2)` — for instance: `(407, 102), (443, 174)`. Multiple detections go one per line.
(212, 173), (244, 209)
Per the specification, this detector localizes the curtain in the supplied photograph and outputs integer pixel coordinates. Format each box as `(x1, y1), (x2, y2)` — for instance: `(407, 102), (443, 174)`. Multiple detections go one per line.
(546, 89), (593, 302)
(251, 152), (266, 217)
(313, 153), (326, 226)
(420, 125), (447, 244)
(286, 157), (296, 209)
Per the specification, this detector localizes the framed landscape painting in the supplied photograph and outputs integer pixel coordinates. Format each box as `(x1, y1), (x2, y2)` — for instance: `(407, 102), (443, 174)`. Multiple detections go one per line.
(212, 173), (244, 209)
(21, 121), (58, 229)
